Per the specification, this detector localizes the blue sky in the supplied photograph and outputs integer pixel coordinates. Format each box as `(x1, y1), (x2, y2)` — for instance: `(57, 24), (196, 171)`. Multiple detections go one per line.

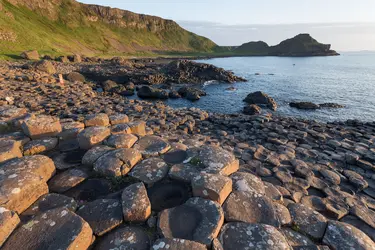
(78, 0), (375, 51)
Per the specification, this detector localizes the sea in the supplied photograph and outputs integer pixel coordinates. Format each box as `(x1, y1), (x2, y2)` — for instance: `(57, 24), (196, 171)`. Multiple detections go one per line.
(152, 52), (375, 122)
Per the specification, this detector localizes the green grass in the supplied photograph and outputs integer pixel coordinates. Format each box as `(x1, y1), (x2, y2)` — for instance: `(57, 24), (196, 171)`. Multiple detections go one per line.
(0, 0), (219, 59)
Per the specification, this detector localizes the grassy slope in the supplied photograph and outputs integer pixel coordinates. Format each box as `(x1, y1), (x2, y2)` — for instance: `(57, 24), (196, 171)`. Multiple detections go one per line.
(0, 0), (220, 59)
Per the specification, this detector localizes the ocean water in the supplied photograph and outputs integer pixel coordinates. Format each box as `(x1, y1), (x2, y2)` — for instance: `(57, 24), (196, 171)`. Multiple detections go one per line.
(159, 52), (375, 122)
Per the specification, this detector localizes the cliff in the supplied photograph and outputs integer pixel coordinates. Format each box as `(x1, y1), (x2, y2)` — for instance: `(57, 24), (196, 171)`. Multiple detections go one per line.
(235, 34), (339, 57)
(0, 0), (218, 56)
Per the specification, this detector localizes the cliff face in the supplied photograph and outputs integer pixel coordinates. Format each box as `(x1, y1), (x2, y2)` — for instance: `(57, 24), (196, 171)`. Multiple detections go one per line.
(0, 0), (217, 55)
(235, 34), (339, 57)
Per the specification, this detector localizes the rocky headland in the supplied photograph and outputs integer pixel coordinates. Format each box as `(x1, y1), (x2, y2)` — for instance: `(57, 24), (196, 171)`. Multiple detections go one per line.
(0, 57), (375, 250)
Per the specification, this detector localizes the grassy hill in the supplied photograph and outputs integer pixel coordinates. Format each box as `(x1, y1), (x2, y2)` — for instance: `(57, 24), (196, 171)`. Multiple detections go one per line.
(0, 0), (219, 58)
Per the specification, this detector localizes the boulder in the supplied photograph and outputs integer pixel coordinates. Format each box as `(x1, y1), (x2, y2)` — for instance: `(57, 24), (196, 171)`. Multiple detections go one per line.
(34, 60), (56, 74)
(23, 137), (58, 156)
(105, 134), (138, 149)
(77, 199), (123, 236)
(21, 50), (40, 60)
(127, 121), (147, 136)
(84, 113), (110, 127)
(111, 124), (131, 135)
(95, 226), (150, 250)
(133, 135), (170, 157)
(178, 87), (206, 101)
(290, 102), (320, 110)
(78, 126), (110, 150)
(129, 157), (169, 185)
(48, 168), (89, 193)
(243, 104), (262, 115)
(102, 80), (118, 92)
(319, 103), (344, 108)
(223, 191), (280, 227)
(288, 203), (327, 240)
(158, 197), (224, 246)
(243, 91), (277, 111)
(219, 222), (290, 250)
(2, 208), (93, 250)
(66, 72), (85, 82)
(81, 145), (113, 166)
(93, 148), (142, 177)
(169, 90), (181, 99)
(0, 207), (20, 247)
(192, 173), (232, 205)
(56, 56), (69, 63)
(323, 221), (375, 250)
(122, 182), (151, 223)
(69, 54), (82, 63)
(231, 172), (265, 195)
(137, 86), (169, 99)
(151, 238), (206, 250)
(0, 140), (22, 163)
(281, 228), (315, 247)
(109, 114), (129, 125)
(22, 115), (62, 139)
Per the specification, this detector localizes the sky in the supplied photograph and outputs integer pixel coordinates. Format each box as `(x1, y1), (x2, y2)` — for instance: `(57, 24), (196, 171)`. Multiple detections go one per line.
(78, 0), (375, 51)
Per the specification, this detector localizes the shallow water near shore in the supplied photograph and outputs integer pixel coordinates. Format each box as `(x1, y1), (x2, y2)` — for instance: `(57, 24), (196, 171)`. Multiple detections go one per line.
(159, 52), (375, 122)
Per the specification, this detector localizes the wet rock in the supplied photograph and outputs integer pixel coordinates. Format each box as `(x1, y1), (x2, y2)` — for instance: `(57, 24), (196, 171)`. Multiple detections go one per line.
(151, 238), (206, 250)
(192, 173), (232, 205)
(77, 199), (123, 236)
(243, 104), (262, 115)
(78, 126), (110, 150)
(94, 148), (142, 177)
(122, 182), (151, 223)
(147, 181), (190, 212)
(133, 135), (170, 157)
(288, 203), (328, 240)
(323, 221), (375, 250)
(48, 168), (89, 193)
(219, 222), (290, 250)
(21, 50), (39, 60)
(158, 197), (224, 246)
(169, 90), (181, 99)
(290, 102), (320, 110)
(178, 87), (206, 101)
(23, 137), (58, 156)
(223, 191), (280, 227)
(129, 157), (169, 185)
(95, 226), (150, 250)
(243, 91), (278, 111)
(0, 207), (20, 247)
(2, 208), (93, 250)
(319, 103), (344, 108)
(105, 134), (138, 148)
(137, 86), (169, 99)
(22, 115), (62, 139)
(81, 145), (113, 166)
(20, 193), (77, 221)
(66, 72), (85, 82)
(0, 140), (22, 163)
(231, 172), (265, 195)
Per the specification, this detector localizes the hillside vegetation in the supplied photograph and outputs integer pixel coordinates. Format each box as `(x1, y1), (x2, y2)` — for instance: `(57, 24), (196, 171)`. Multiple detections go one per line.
(0, 0), (218, 57)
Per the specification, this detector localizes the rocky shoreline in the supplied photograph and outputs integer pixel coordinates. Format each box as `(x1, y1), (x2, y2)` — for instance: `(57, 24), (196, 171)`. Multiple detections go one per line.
(1, 57), (375, 249)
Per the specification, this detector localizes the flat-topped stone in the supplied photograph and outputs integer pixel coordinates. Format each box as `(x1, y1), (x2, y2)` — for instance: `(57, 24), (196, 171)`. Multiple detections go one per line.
(219, 222), (290, 250)
(109, 114), (129, 125)
(0, 139), (22, 163)
(323, 221), (375, 250)
(151, 238), (207, 250)
(223, 191), (280, 227)
(84, 113), (109, 127)
(94, 148), (142, 177)
(231, 172), (265, 195)
(78, 126), (111, 150)
(20, 193), (77, 222)
(23, 137), (58, 156)
(129, 157), (169, 185)
(192, 173), (232, 205)
(82, 145), (113, 166)
(122, 182), (151, 223)
(281, 228), (315, 247)
(168, 164), (202, 183)
(133, 135), (171, 157)
(2, 208), (93, 250)
(48, 168), (89, 193)
(158, 197), (224, 246)
(95, 226), (150, 250)
(127, 121), (146, 136)
(111, 124), (132, 135)
(21, 115), (62, 139)
(105, 134), (138, 148)
(77, 199), (123, 236)
(0, 207), (20, 247)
